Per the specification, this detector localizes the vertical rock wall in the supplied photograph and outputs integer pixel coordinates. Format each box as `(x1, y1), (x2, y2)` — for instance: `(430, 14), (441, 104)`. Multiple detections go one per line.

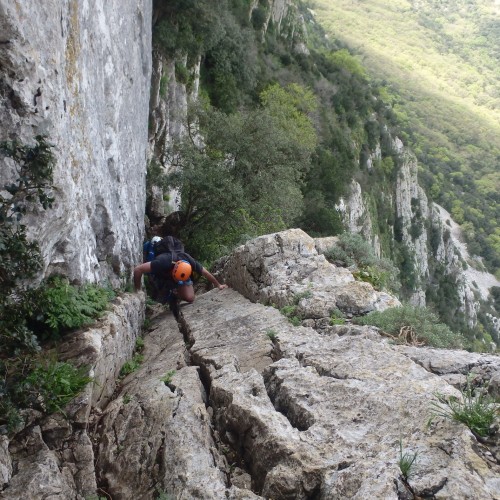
(0, 0), (152, 286)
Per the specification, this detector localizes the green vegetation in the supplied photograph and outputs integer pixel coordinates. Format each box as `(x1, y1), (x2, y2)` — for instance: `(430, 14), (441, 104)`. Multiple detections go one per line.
(311, 0), (500, 275)
(0, 137), (115, 435)
(429, 376), (498, 437)
(160, 370), (176, 385)
(354, 304), (465, 349)
(17, 358), (92, 415)
(149, 1), (497, 346)
(280, 305), (302, 326)
(398, 439), (418, 481)
(120, 353), (144, 378)
(266, 329), (279, 341)
(165, 83), (317, 262)
(329, 308), (346, 326)
(325, 233), (400, 293)
(26, 277), (115, 339)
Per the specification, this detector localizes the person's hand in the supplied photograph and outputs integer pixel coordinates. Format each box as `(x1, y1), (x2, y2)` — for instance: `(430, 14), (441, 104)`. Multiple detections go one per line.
(218, 284), (228, 290)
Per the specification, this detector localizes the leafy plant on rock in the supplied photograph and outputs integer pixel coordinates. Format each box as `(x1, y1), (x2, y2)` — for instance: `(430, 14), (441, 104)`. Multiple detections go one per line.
(429, 376), (498, 437)
(397, 439), (418, 481)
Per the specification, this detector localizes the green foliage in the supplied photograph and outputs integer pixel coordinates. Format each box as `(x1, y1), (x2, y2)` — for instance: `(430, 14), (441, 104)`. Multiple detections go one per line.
(0, 136), (55, 356)
(354, 304), (466, 349)
(266, 329), (279, 341)
(135, 336), (145, 351)
(280, 305), (301, 326)
(0, 397), (23, 434)
(26, 277), (115, 339)
(201, 10), (257, 113)
(159, 74), (169, 97)
(329, 308), (346, 326)
(167, 84), (317, 262)
(294, 289), (312, 304)
(429, 376), (498, 437)
(311, 0), (500, 275)
(17, 358), (92, 414)
(153, 0), (228, 62)
(120, 353), (144, 378)
(325, 233), (400, 293)
(160, 370), (176, 385)
(0, 136), (55, 302)
(174, 62), (190, 85)
(398, 439), (418, 481)
(327, 49), (367, 79)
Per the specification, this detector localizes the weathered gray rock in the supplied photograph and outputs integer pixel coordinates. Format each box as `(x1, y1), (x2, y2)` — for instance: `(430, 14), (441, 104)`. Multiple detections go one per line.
(183, 288), (500, 499)
(216, 228), (400, 318)
(399, 345), (500, 396)
(1, 293), (145, 499)
(0, 0), (151, 286)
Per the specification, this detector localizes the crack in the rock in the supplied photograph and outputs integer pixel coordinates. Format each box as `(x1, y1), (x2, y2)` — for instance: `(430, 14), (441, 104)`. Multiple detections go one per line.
(263, 370), (315, 432)
(295, 353), (361, 382)
(175, 309), (263, 495)
(415, 477), (448, 498)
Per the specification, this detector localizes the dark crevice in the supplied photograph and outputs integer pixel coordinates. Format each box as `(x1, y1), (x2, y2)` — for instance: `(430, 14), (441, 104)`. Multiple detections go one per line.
(263, 370), (315, 432)
(176, 310), (260, 494)
(415, 477), (448, 498)
(295, 352), (360, 381)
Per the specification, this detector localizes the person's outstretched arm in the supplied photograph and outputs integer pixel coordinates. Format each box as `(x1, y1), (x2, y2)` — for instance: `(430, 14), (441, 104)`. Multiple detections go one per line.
(134, 262), (152, 291)
(201, 268), (228, 290)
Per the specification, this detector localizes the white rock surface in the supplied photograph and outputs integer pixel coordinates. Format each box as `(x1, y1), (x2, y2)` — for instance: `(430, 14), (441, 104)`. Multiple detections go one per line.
(0, 0), (152, 286)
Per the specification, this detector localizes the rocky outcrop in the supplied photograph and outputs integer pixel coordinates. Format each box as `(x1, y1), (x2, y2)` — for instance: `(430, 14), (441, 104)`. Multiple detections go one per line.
(395, 151), (429, 306)
(336, 180), (380, 256)
(215, 228), (400, 318)
(1, 292), (145, 499)
(431, 204), (500, 329)
(339, 138), (498, 331)
(2, 232), (499, 499)
(0, 0), (152, 286)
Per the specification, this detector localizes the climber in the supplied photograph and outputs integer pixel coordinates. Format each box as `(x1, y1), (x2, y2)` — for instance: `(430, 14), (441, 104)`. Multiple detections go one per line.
(133, 248), (228, 317)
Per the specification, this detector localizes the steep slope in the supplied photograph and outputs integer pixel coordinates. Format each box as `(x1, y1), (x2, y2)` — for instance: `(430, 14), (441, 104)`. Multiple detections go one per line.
(310, 0), (500, 275)
(146, 0), (499, 345)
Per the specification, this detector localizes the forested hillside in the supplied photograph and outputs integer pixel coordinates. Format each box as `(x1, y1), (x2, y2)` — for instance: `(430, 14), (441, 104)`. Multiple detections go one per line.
(310, 0), (500, 277)
(148, 0), (499, 349)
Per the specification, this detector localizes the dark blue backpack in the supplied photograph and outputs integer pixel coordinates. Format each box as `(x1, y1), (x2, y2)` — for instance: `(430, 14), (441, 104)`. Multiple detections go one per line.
(143, 236), (185, 262)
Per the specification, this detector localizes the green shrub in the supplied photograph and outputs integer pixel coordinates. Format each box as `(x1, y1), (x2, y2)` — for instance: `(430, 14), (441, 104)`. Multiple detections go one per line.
(0, 396), (23, 434)
(280, 304), (301, 325)
(353, 304), (465, 349)
(27, 276), (115, 338)
(18, 359), (92, 414)
(175, 62), (190, 85)
(160, 370), (176, 385)
(398, 439), (418, 481)
(266, 329), (279, 341)
(325, 233), (400, 293)
(429, 376), (498, 437)
(329, 308), (346, 325)
(0, 136), (55, 355)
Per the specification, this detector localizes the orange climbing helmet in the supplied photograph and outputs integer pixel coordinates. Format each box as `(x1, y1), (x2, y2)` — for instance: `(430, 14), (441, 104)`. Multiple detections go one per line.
(172, 260), (192, 283)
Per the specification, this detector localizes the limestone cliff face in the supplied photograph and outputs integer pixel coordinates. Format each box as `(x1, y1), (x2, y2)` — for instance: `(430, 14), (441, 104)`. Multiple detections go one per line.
(0, 0), (152, 286)
(394, 150), (429, 306)
(339, 138), (498, 330)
